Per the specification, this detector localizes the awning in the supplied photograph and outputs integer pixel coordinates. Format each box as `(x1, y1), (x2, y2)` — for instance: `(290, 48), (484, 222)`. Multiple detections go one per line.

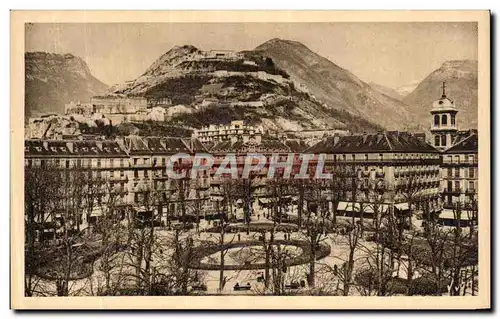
(337, 201), (348, 211)
(338, 202), (389, 213)
(439, 209), (474, 221)
(395, 203), (409, 211)
(345, 203), (361, 212)
(90, 207), (102, 217)
(363, 204), (389, 213)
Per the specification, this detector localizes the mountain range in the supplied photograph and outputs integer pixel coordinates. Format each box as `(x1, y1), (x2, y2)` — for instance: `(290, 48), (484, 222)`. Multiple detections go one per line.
(255, 39), (414, 130)
(402, 60), (478, 130)
(25, 52), (108, 119)
(24, 40), (478, 131)
(105, 44), (382, 132)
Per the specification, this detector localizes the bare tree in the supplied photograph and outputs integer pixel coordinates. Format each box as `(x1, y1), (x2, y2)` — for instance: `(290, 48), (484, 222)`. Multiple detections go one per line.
(24, 162), (62, 296)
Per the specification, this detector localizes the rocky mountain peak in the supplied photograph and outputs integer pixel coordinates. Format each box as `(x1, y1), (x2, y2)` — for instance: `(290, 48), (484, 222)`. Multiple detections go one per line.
(255, 39), (413, 130)
(257, 38), (309, 49)
(402, 59), (478, 129)
(25, 51), (108, 118)
(142, 45), (201, 76)
(441, 59), (477, 70)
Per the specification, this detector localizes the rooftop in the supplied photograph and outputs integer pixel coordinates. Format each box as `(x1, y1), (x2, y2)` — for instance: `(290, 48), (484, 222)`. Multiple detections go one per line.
(445, 132), (478, 154)
(307, 132), (438, 154)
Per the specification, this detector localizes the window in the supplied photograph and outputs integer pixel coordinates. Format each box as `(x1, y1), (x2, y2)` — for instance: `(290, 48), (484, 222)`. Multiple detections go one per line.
(447, 168), (452, 177)
(133, 158), (138, 166)
(97, 159), (101, 168)
(468, 168), (475, 178)
(134, 170), (139, 179)
(454, 155), (460, 163)
(65, 160), (70, 169)
(451, 113), (456, 125)
(454, 181), (460, 191)
(441, 135), (447, 147)
(468, 181), (474, 191)
(434, 114), (440, 126)
(454, 168), (460, 178)
(379, 154), (383, 161)
(364, 154), (368, 161)
(435, 136), (440, 147)
(469, 154), (475, 163)
(120, 170), (125, 178)
(442, 114), (448, 125)
(76, 159), (81, 168)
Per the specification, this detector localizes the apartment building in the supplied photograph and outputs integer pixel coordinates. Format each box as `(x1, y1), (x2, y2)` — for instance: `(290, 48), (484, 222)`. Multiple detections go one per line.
(24, 135), (209, 238)
(25, 139), (131, 237)
(193, 120), (264, 144)
(207, 137), (303, 221)
(440, 132), (478, 226)
(307, 131), (442, 225)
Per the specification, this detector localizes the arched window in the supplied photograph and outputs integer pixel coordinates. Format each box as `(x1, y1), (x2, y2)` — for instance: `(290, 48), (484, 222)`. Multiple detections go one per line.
(434, 135), (440, 147)
(434, 114), (440, 126)
(442, 114), (448, 125)
(441, 135), (447, 147)
(451, 113), (456, 125)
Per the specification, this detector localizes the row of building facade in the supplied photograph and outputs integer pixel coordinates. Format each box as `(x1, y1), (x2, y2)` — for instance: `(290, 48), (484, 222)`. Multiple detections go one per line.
(25, 86), (479, 235)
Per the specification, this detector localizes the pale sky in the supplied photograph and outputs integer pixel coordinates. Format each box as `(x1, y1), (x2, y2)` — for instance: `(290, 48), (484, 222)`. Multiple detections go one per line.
(25, 22), (478, 89)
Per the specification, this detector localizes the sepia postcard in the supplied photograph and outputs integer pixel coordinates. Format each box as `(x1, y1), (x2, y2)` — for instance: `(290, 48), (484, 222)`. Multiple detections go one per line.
(10, 10), (490, 310)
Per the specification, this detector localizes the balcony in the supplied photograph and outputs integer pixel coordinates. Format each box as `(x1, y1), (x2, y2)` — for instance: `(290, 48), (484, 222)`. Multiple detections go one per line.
(465, 188), (476, 194)
(441, 159), (478, 167)
(442, 188), (462, 195)
(110, 175), (128, 182)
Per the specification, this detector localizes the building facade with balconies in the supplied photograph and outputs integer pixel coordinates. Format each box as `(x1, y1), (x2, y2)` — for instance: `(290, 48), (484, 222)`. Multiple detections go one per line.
(24, 139), (131, 237)
(24, 135), (209, 239)
(307, 131), (442, 225)
(439, 132), (478, 226)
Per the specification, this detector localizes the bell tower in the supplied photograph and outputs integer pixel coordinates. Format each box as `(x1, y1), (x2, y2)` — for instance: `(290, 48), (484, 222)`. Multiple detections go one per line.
(430, 82), (458, 150)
